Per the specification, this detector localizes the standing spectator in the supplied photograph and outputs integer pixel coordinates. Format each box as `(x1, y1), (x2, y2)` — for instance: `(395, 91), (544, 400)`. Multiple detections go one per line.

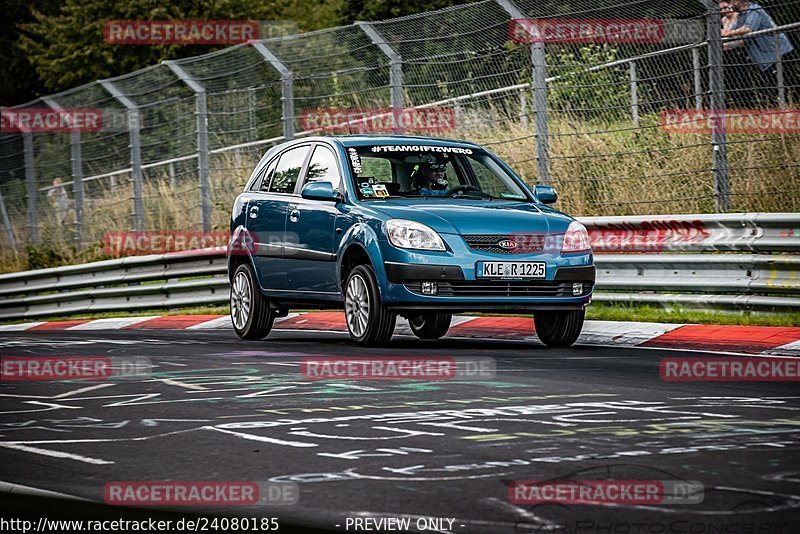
(720, 0), (755, 107)
(47, 176), (70, 224)
(730, 0), (794, 106)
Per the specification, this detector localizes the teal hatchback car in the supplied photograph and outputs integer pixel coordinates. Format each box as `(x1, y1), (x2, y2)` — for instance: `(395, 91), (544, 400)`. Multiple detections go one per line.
(227, 135), (594, 347)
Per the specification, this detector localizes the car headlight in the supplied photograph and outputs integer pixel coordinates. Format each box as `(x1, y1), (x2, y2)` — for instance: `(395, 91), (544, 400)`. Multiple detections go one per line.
(386, 219), (446, 251)
(561, 221), (592, 253)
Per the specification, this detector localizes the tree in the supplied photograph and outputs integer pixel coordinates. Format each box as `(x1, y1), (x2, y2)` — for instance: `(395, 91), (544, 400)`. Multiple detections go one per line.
(14, 0), (342, 97)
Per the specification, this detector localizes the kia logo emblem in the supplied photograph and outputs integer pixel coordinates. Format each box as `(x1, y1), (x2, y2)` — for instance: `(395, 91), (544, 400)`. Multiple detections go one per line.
(497, 239), (518, 250)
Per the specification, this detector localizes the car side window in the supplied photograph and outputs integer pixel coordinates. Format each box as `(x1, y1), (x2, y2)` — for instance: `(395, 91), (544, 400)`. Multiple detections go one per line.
(268, 146), (310, 194)
(302, 146), (341, 191)
(252, 157), (278, 192)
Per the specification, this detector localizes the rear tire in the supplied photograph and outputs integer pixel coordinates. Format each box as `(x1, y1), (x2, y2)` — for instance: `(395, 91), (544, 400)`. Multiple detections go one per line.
(408, 313), (452, 340)
(230, 263), (275, 340)
(344, 265), (396, 346)
(534, 309), (585, 347)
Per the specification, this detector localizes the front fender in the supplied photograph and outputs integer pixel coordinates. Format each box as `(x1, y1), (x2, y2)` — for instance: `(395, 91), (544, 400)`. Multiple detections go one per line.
(336, 222), (387, 290)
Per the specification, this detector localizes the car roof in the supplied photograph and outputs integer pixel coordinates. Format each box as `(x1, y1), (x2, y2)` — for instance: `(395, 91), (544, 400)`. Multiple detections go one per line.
(295, 134), (481, 150)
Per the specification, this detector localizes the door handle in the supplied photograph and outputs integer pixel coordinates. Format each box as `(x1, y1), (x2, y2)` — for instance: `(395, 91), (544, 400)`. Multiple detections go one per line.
(249, 205), (259, 219)
(289, 209), (300, 223)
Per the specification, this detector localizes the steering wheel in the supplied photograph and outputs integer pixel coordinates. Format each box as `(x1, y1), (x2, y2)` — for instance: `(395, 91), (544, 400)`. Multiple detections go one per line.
(445, 184), (483, 196)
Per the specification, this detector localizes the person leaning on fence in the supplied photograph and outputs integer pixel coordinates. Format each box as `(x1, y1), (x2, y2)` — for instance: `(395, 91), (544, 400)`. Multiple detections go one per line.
(729, 0), (795, 106)
(720, 0), (756, 107)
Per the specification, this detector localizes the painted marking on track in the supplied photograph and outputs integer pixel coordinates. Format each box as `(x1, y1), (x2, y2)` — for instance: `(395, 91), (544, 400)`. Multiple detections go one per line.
(152, 378), (208, 391)
(52, 384), (115, 399)
(202, 426), (318, 448)
(0, 480), (90, 501)
(0, 443), (113, 465)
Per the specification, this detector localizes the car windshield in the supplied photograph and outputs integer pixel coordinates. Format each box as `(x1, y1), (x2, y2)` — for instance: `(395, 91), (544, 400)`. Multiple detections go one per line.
(345, 145), (530, 201)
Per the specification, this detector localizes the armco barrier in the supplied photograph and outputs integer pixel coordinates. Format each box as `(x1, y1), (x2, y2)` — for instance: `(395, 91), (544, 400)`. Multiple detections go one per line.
(0, 214), (798, 320)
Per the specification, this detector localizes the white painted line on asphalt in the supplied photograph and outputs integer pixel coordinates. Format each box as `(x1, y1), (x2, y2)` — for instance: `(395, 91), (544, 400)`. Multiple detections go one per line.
(0, 480), (91, 501)
(67, 316), (159, 330)
(0, 322), (45, 331)
(202, 426), (318, 448)
(0, 443), (114, 465)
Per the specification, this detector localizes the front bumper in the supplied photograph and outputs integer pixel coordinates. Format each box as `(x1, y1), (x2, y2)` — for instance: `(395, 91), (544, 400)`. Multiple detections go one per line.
(380, 258), (594, 312)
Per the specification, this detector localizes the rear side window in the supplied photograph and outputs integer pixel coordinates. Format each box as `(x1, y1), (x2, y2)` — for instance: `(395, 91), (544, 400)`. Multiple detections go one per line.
(268, 145), (310, 194)
(251, 157), (278, 192)
(304, 146), (341, 190)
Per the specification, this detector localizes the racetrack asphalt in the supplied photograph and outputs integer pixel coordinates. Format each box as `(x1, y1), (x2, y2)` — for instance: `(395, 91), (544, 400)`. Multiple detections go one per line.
(1, 327), (799, 533)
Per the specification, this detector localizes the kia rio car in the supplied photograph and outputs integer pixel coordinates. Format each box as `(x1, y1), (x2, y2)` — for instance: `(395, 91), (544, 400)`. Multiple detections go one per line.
(227, 135), (594, 347)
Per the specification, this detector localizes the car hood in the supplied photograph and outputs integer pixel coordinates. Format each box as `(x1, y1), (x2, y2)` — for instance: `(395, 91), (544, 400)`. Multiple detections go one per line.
(368, 199), (572, 235)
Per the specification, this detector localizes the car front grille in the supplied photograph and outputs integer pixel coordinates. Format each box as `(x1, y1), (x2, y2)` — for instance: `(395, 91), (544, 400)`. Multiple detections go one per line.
(464, 235), (545, 254)
(405, 280), (592, 297)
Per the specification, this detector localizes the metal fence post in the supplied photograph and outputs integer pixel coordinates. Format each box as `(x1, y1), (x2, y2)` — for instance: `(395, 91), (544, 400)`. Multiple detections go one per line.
(23, 132), (38, 243)
(251, 42), (294, 139)
(164, 61), (212, 232)
(0, 186), (17, 250)
(99, 79), (145, 231)
(775, 39), (786, 108)
(630, 61), (640, 126)
(496, 0), (550, 183)
(520, 90), (528, 128)
(692, 47), (703, 110)
(357, 22), (405, 134)
(43, 97), (84, 247)
(701, 0), (730, 211)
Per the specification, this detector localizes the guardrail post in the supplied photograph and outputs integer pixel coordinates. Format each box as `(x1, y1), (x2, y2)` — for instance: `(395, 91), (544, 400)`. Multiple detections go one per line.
(357, 22), (405, 134)
(164, 60), (212, 232)
(23, 132), (38, 243)
(0, 186), (16, 250)
(495, 0), (550, 183)
(692, 47), (703, 110)
(43, 97), (84, 247)
(630, 61), (639, 126)
(701, 0), (731, 211)
(251, 42), (294, 140)
(99, 79), (145, 231)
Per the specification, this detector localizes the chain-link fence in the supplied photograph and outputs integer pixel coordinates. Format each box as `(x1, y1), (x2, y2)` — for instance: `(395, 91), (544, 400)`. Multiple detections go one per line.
(0, 0), (798, 269)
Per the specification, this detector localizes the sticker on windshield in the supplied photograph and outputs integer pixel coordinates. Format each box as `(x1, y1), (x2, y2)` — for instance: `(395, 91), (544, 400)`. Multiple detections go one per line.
(373, 184), (389, 198)
(348, 147), (363, 174)
(360, 186), (374, 198)
(369, 145), (473, 155)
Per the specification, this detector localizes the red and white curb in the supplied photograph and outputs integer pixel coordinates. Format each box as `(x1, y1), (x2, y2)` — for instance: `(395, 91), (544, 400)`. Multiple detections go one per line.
(1, 312), (799, 356)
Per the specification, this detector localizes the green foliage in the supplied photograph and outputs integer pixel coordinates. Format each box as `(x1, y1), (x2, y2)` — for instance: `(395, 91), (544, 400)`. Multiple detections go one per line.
(13, 0), (343, 96)
(25, 240), (69, 270)
(547, 44), (630, 121)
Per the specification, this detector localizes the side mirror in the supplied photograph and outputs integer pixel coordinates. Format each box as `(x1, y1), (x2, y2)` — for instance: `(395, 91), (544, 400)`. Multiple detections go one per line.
(301, 181), (340, 202)
(534, 185), (557, 204)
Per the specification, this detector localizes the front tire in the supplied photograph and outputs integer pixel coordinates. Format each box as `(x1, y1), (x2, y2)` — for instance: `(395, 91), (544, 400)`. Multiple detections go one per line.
(408, 313), (452, 340)
(534, 309), (585, 347)
(344, 265), (396, 346)
(230, 263), (275, 340)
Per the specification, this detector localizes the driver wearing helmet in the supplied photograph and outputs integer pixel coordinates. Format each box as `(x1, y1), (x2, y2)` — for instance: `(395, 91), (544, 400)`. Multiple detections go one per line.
(411, 162), (449, 196)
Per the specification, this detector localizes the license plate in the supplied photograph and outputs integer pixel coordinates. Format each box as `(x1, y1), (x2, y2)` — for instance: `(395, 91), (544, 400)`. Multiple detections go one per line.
(477, 261), (546, 279)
